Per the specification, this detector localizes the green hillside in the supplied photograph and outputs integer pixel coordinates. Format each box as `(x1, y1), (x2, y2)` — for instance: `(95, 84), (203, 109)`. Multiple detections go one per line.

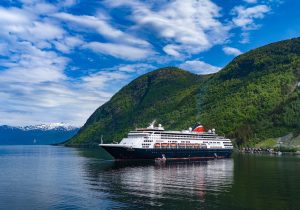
(198, 37), (300, 145)
(66, 68), (203, 146)
(66, 37), (300, 147)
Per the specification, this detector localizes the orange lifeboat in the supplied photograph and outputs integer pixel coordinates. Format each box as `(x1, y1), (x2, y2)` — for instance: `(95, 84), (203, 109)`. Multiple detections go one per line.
(178, 143), (186, 148)
(154, 143), (161, 148)
(161, 143), (169, 148)
(194, 143), (200, 148)
(186, 143), (193, 148)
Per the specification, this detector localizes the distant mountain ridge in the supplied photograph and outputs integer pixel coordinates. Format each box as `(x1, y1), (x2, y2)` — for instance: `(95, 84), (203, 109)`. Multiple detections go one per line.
(0, 123), (79, 145)
(65, 37), (300, 146)
(18, 123), (77, 131)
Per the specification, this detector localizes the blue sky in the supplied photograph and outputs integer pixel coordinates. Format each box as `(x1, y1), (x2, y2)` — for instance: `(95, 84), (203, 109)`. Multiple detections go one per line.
(0, 0), (299, 126)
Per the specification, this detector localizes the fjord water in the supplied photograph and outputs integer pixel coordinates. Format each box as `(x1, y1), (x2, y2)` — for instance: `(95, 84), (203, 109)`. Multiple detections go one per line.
(1, 146), (300, 210)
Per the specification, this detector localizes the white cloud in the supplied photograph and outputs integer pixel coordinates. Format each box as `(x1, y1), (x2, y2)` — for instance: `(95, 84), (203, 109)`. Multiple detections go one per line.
(0, 6), (31, 24)
(53, 36), (84, 53)
(240, 32), (250, 44)
(0, 4), (91, 126)
(117, 63), (156, 73)
(223, 46), (243, 56)
(0, 42), (67, 84)
(0, 6), (50, 45)
(0, 2), (147, 126)
(231, 5), (270, 43)
(53, 12), (150, 47)
(81, 71), (129, 90)
(0, 68), (131, 126)
(179, 60), (221, 75)
(232, 5), (270, 30)
(84, 42), (154, 60)
(105, 0), (230, 58)
(60, 0), (77, 7)
(0, 6), (82, 53)
(163, 45), (182, 57)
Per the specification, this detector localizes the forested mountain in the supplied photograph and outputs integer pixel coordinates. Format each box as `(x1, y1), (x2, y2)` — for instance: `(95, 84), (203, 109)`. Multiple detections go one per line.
(66, 37), (300, 147)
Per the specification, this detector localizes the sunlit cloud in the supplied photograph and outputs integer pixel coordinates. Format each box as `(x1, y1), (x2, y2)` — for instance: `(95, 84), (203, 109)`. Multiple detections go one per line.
(179, 60), (221, 75)
(223, 47), (243, 56)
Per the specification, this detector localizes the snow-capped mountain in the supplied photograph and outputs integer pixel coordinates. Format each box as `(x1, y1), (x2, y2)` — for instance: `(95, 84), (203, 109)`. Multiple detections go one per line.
(20, 123), (78, 131)
(0, 123), (80, 145)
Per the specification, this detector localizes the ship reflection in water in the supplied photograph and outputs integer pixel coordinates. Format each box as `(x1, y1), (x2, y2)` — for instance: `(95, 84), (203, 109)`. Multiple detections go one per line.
(82, 156), (234, 209)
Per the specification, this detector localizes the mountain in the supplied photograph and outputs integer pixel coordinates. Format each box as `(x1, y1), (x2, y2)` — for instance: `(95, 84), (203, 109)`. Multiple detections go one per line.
(0, 123), (79, 145)
(66, 37), (300, 147)
(67, 68), (202, 146)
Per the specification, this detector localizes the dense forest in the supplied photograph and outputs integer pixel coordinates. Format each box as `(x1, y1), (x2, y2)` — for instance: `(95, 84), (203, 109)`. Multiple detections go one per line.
(66, 37), (300, 147)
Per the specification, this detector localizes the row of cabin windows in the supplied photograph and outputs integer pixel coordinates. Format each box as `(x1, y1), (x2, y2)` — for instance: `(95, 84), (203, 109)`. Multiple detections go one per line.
(144, 140), (153, 142)
(161, 135), (215, 139)
(161, 137), (217, 141)
(203, 141), (221, 144)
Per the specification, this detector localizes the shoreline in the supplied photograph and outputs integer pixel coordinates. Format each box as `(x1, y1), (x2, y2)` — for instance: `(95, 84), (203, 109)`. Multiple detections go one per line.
(237, 147), (300, 156)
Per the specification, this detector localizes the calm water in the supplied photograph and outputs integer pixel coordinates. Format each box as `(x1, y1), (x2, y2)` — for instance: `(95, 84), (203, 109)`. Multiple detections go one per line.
(1, 146), (300, 210)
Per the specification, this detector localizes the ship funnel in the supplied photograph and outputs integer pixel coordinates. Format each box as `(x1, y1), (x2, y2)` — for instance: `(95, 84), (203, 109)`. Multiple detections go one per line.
(192, 123), (205, 132)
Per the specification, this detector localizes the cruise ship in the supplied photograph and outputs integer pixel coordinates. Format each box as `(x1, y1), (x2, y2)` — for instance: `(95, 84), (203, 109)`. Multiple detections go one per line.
(100, 122), (233, 160)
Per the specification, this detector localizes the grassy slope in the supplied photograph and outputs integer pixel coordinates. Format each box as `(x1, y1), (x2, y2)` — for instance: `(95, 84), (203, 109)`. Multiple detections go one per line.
(66, 37), (300, 147)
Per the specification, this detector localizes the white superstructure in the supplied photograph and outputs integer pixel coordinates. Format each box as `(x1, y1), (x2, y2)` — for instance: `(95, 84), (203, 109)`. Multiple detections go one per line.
(118, 122), (233, 150)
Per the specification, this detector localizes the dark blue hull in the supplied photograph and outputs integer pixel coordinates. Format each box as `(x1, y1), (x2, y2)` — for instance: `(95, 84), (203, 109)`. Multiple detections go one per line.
(101, 145), (232, 160)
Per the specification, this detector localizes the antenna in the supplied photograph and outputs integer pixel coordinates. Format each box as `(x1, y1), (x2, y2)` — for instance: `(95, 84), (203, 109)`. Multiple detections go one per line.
(148, 119), (156, 128)
(151, 119), (156, 126)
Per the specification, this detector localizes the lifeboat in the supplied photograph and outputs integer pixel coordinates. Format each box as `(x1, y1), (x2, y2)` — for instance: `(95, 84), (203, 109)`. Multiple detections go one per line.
(161, 143), (169, 148)
(178, 143), (186, 148)
(170, 143), (177, 148)
(154, 143), (161, 148)
(186, 143), (193, 148)
(194, 143), (200, 148)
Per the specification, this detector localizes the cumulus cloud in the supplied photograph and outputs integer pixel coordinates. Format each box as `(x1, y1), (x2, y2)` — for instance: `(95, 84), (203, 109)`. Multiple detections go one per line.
(105, 0), (230, 58)
(53, 11), (154, 60)
(179, 60), (221, 75)
(0, 67), (131, 126)
(53, 12), (149, 47)
(117, 64), (156, 73)
(223, 46), (243, 56)
(0, 3), (96, 126)
(163, 45), (182, 57)
(232, 5), (270, 30)
(84, 42), (154, 60)
(231, 5), (270, 43)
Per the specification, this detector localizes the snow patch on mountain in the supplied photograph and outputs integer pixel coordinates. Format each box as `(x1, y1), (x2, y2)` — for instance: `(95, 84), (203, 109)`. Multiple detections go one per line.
(18, 123), (79, 131)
